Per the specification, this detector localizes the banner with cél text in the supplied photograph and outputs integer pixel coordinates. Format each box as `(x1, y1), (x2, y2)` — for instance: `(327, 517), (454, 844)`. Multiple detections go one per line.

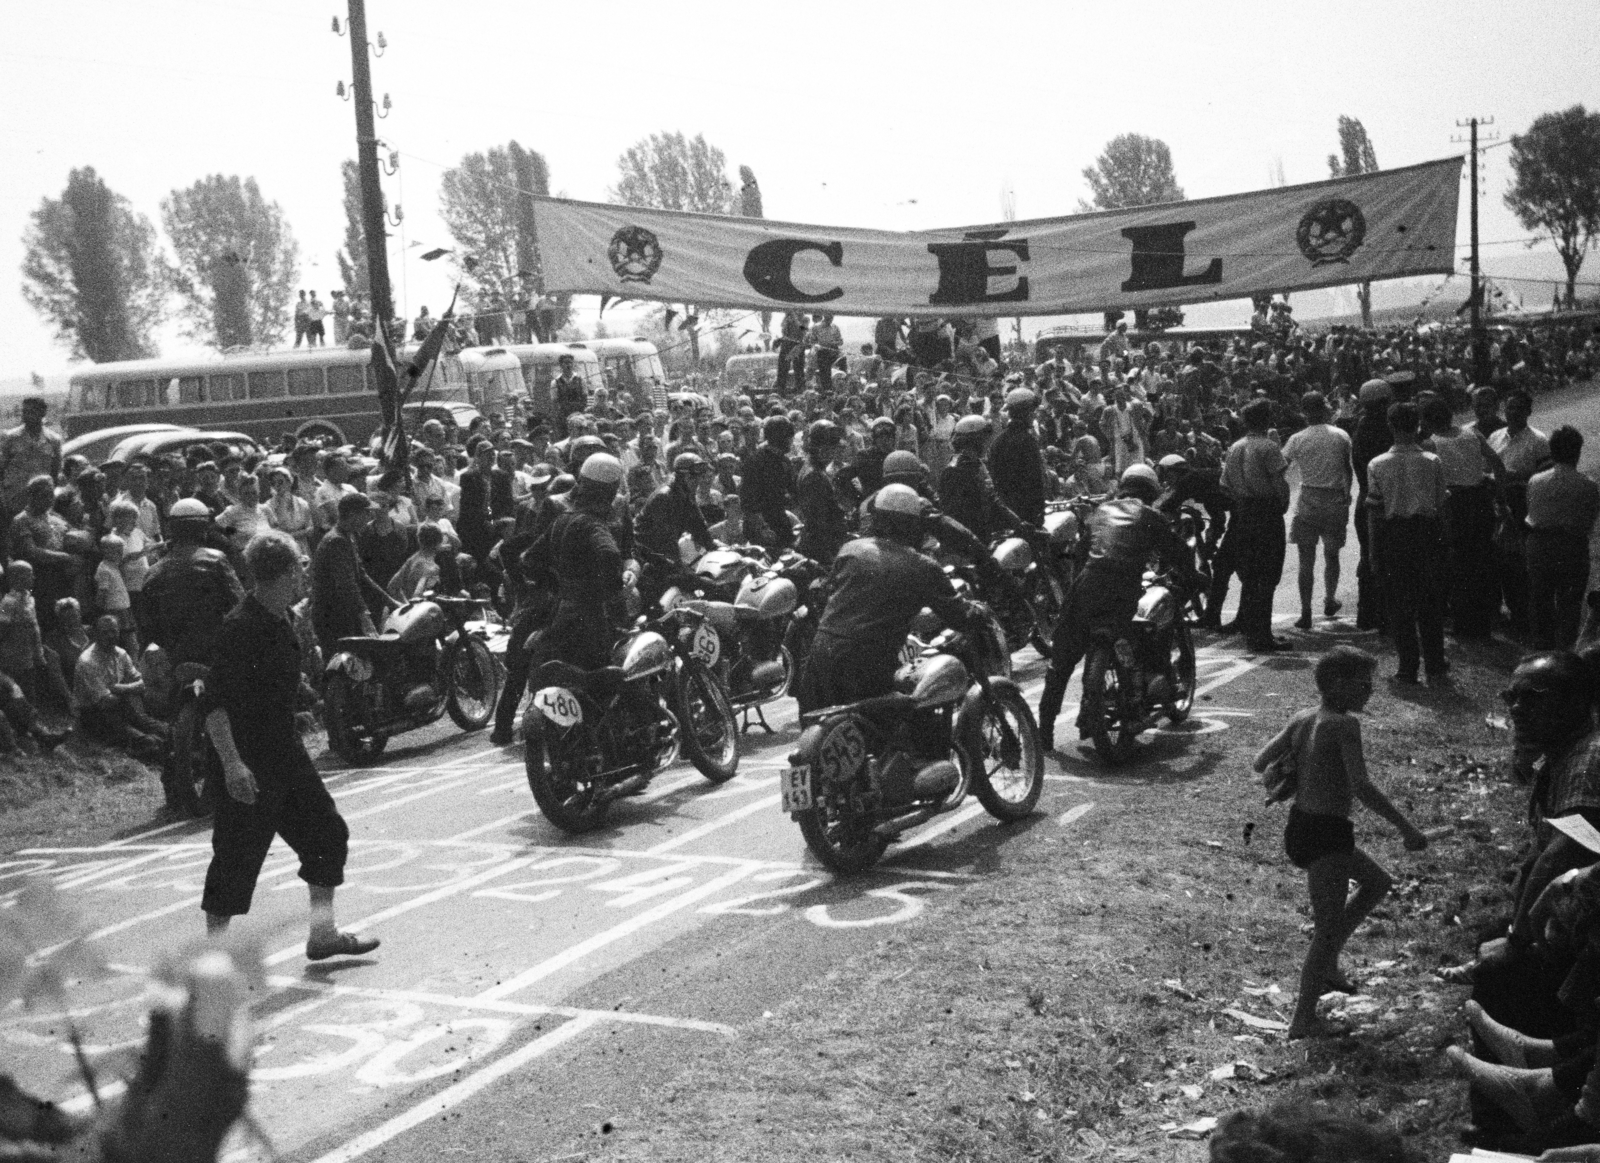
(535, 157), (1462, 318)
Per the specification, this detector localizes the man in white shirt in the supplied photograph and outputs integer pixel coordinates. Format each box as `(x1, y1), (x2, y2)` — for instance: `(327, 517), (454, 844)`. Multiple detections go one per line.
(1282, 392), (1354, 629)
(1486, 390), (1552, 634)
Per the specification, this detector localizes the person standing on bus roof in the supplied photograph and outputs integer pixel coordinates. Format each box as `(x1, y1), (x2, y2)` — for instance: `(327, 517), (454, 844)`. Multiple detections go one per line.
(413, 306), (434, 342)
(306, 293), (327, 348)
(331, 290), (350, 344)
(0, 397), (62, 529)
(293, 291), (309, 349)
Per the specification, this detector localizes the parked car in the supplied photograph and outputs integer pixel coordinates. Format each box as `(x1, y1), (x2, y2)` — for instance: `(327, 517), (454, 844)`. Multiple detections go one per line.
(108, 429), (262, 464)
(64, 424), (188, 466)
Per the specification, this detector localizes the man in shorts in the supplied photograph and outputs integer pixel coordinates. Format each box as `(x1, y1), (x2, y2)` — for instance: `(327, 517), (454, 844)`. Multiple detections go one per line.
(1283, 392), (1354, 630)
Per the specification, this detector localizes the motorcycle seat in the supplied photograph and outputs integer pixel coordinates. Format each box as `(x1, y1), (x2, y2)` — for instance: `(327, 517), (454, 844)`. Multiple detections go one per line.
(337, 634), (409, 657)
(799, 692), (918, 726)
(733, 604), (773, 624)
(532, 659), (628, 697)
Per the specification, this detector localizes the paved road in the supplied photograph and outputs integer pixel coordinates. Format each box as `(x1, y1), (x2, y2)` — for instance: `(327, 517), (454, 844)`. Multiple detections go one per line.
(2, 382), (1591, 1161)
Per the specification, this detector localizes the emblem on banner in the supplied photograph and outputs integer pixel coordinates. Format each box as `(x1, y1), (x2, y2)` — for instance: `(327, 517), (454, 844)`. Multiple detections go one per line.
(1296, 199), (1367, 266)
(608, 226), (664, 284)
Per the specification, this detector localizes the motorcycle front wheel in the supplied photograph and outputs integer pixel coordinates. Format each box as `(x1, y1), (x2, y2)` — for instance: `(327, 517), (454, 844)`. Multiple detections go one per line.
(445, 636), (500, 731)
(1166, 622), (1197, 723)
(324, 674), (388, 764)
(673, 659), (739, 783)
(961, 685), (1044, 821)
(1082, 643), (1139, 765)
(797, 789), (889, 874)
(524, 710), (609, 833)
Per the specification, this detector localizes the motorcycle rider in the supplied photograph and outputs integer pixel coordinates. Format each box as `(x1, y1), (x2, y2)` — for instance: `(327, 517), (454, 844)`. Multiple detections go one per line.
(987, 387), (1047, 529)
(739, 415), (796, 550)
(528, 453), (629, 676)
(1155, 452), (1230, 625)
(636, 452), (718, 563)
(1035, 463), (1199, 751)
(795, 421), (853, 565)
(940, 416), (1033, 543)
(142, 497), (246, 814)
(842, 417), (897, 501)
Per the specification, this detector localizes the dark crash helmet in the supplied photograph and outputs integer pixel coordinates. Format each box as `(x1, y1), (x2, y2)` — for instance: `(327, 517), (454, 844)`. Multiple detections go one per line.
(671, 451), (709, 477)
(804, 419), (844, 458)
(950, 414), (993, 454)
(881, 450), (926, 486)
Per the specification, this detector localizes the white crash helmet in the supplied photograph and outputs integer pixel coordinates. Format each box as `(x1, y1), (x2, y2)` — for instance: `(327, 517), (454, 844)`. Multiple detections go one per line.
(874, 483), (929, 517)
(578, 453), (623, 485)
(1119, 463), (1161, 499)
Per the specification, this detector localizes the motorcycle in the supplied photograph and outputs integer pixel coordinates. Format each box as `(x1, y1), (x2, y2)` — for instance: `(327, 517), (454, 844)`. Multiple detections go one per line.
(666, 546), (825, 731)
(1078, 566), (1198, 765)
(1171, 501), (1216, 621)
(522, 601), (740, 833)
(323, 595), (501, 763)
(779, 607), (1044, 874)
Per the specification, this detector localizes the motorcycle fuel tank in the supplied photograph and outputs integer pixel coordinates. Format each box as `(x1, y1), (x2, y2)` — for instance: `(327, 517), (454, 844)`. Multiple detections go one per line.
(1134, 584), (1178, 630)
(614, 630), (674, 680)
(910, 653), (970, 708)
(735, 573), (798, 618)
(695, 549), (754, 588)
(1044, 508), (1079, 547)
(991, 536), (1033, 573)
(383, 601), (445, 644)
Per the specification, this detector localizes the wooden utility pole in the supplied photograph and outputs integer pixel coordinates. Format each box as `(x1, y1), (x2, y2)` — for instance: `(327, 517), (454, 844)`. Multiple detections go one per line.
(1456, 116), (1495, 386)
(346, 0), (402, 454)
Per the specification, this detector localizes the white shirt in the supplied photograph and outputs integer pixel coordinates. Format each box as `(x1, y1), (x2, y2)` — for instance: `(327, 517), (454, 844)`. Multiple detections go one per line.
(1282, 423), (1353, 494)
(1488, 425), (1551, 479)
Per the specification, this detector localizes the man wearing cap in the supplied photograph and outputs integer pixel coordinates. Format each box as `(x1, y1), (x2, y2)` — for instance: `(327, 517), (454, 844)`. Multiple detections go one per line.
(552, 354), (588, 438)
(0, 397), (62, 529)
(988, 388), (1047, 530)
(636, 453), (717, 564)
(941, 416), (1027, 545)
(739, 416), (797, 550)
(310, 493), (392, 654)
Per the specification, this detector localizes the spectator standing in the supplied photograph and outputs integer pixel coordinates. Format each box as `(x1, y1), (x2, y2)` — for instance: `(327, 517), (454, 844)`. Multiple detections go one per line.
(293, 290), (309, 348)
(810, 313), (843, 394)
(310, 493), (391, 653)
(115, 462), (162, 543)
(74, 614), (165, 758)
(1489, 391), (1552, 635)
(1282, 392), (1354, 629)
(200, 531), (379, 960)
(776, 311), (808, 393)
(1525, 425), (1600, 649)
(1366, 402), (1449, 684)
(551, 354), (588, 439)
(9, 475), (82, 635)
(94, 534), (137, 653)
(1219, 398), (1290, 652)
(386, 522), (444, 602)
(1349, 380), (1394, 632)
(0, 397), (63, 528)
(331, 290), (350, 344)
(1422, 396), (1501, 639)
(0, 561), (71, 719)
(413, 306), (434, 341)
(305, 293), (327, 347)
(988, 388), (1047, 529)
(265, 467), (314, 556)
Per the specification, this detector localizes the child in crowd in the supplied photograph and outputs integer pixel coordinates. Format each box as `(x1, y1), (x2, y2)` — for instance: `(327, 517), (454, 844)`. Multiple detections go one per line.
(107, 500), (155, 636)
(387, 522), (444, 602)
(423, 495), (461, 551)
(1252, 645), (1428, 1039)
(95, 534), (138, 654)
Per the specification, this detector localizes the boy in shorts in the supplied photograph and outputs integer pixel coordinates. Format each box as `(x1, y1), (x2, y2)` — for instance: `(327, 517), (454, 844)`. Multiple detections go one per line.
(1253, 645), (1428, 1038)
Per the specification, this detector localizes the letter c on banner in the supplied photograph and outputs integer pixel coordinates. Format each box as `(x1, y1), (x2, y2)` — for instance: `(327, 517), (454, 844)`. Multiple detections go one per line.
(743, 239), (844, 304)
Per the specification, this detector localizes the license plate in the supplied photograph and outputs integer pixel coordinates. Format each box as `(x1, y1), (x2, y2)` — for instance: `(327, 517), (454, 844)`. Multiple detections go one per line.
(780, 766), (813, 812)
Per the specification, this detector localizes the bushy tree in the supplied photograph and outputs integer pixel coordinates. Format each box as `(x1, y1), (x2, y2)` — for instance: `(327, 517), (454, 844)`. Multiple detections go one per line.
(1327, 116), (1379, 326)
(21, 167), (166, 362)
(1505, 105), (1600, 308)
(162, 175), (298, 349)
(1080, 134), (1184, 211)
(609, 132), (733, 214)
(438, 140), (568, 343)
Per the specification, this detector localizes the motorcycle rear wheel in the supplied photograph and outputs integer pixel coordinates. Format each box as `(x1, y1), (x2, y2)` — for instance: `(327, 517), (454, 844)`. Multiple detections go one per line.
(524, 710), (609, 833)
(1026, 573), (1064, 657)
(797, 794), (889, 874)
(445, 637), (500, 731)
(674, 659), (739, 783)
(963, 686), (1044, 821)
(324, 674), (388, 764)
(1166, 622), (1197, 723)
(1083, 643), (1139, 765)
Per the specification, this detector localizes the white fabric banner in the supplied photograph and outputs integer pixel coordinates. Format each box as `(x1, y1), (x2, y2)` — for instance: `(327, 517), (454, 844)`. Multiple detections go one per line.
(536, 158), (1462, 318)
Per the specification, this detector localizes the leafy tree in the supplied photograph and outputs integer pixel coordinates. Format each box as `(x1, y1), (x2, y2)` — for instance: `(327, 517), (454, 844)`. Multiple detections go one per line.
(1327, 116), (1379, 326)
(1079, 134), (1184, 211)
(609, 131), (734, 214)
(21, 166), (166, 362)
(438, 140), (569, 344)
(1504, 105), (1600, 308)
(162, 175), (299, 349)
(335, 159), (369, 304)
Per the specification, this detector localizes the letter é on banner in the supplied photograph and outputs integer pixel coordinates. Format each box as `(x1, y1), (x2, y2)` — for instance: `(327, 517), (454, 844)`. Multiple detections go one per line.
(743, 239), (844, 304)
(927, 230), (1030, 305)
(1119, 222), (1222, 292)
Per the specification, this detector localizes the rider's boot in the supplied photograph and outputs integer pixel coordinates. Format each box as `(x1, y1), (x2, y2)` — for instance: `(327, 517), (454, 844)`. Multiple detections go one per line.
(1037, 664), (1067, 753)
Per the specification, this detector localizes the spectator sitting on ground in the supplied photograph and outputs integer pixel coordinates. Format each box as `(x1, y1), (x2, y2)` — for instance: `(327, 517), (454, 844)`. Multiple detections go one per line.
(73, 613), (165, 759)
(386, 521), (444, 602)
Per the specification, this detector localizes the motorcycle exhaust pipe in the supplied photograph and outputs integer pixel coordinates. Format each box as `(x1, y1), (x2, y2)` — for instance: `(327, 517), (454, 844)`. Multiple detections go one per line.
(874, 807), (939, 837)
(596, 771), (652, 802)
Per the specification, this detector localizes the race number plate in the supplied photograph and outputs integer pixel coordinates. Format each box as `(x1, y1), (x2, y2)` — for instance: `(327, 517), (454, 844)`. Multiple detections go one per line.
(780, 766), (814, 812)
(691, 623), (720, 666)
(532, 687), (582, 729)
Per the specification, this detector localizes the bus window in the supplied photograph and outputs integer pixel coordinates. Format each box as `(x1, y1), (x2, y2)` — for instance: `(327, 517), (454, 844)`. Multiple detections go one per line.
(178, 376), (205, 404)
(115, 379), (157, 409)
(326, 364), (366, 396)
(604, 356), (632, 390)
(209, 373), (245, 402)
(287, 367), (325, 397)
(248, 370), (287, 399)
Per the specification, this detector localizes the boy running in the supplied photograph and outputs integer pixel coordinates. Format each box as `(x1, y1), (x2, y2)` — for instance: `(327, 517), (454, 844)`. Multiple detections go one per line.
(1253, 645), (1428, 1038)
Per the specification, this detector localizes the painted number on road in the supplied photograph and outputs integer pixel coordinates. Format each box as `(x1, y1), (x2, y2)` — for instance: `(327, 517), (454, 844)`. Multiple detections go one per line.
(700, 869), (827, 917)
(533, 687), (582, 728)
(804, 880), (948, 929)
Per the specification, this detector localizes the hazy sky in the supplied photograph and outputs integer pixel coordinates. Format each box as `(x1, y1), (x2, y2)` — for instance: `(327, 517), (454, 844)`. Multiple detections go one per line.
(4, 0), (1599, 379)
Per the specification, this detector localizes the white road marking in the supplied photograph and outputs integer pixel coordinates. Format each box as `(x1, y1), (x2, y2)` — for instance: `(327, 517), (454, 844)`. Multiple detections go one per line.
(443, 811), (536, 842)
(303, 1014), (602, 1163)
(1058, 802), (1096, 827)
(644, 795), (781, 855)
(892, 801), (987, 853)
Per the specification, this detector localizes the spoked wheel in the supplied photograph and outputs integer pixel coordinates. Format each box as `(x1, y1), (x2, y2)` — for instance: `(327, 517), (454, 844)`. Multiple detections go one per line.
(797, 791), (889, 874)
(1166, 622), (1197, 724)
(674, 659), (739, 783)
(523, 710), (609, 833)
(445, 637), (500, 731)
(961, 685), (1044, 821)
(324, 674), (387, 764)
(1082, 643), (1139, 765)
